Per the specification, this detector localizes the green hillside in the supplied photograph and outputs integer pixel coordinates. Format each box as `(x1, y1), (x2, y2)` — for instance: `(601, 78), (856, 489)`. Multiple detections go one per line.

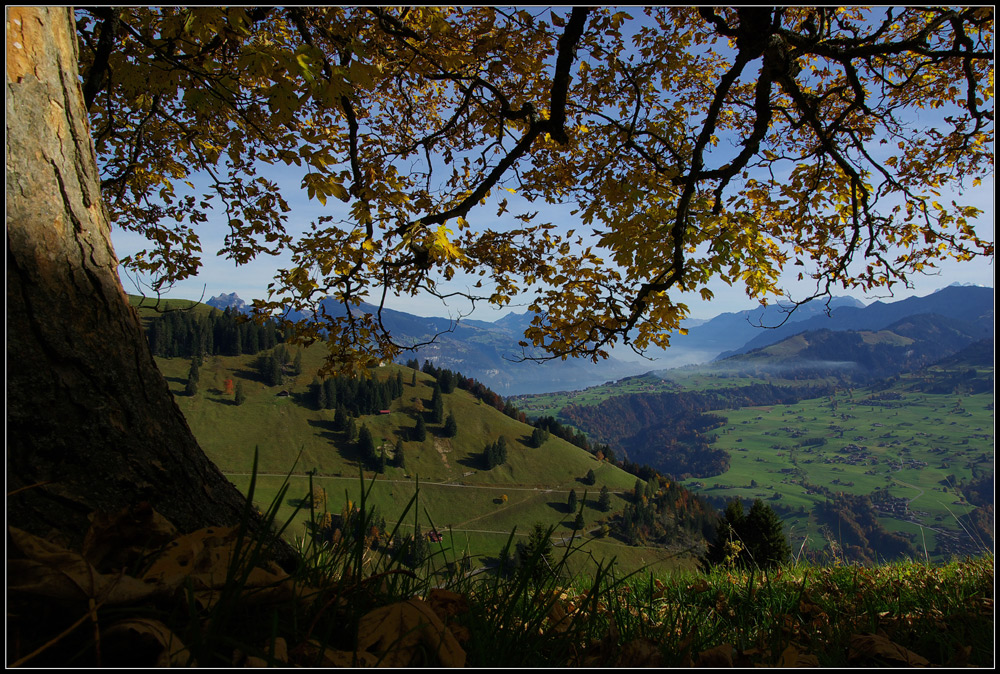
(130, 297), (704, 574)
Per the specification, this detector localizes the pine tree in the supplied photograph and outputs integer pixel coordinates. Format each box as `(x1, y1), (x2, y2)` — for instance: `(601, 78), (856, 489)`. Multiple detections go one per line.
(585, 468), (596, 485)
(743, 499), (792, 569)
(324, 378), (337, 409)
(314, 378), (327, 410)
(574, 511), (585, 531)
(413, 415), (427, 442)
(234, 380), (246, 406)
(358, 424), (375, 464)
(516, 522), (553, 580)
(345, 417), (358, 443)
(496, 436), (508, 463)
(258, 352), (283, 386)
(333, 404), (348, 431)
(292, 350), (303, 375)
(598, 485), (611, 512)
(402, 524), (428, 569)
(393, 439), (405, 469)
(567, 489), (578, 513)
(439, 369), (455, 393)
(702, 499), (790, 571)
(184, 375), (198, 397)
(187, 356), (200, 384)
(270, 354), (283, 386)
(443, 412), (458, 438)
(430, 383), (444, 424)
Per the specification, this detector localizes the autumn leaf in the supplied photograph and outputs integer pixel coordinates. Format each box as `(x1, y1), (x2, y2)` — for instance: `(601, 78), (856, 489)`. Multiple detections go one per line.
(778, 643), (820, 667)
(694, 643), (734, 667)
(141, 525), (293, 608)
(848, 633), (930, 666)
(295, 640), (381, 667)
(424, 588), (470, 621)
(8, 527), (163, 605)
(616, 637), (664, 667)
(82, 501), (179, 573)
(101, 618), (193, 667)
(356, 598), (466, 667)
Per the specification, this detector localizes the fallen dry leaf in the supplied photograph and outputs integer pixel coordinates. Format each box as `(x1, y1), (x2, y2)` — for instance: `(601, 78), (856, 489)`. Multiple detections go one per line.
(425, 588), (469, 621)
(616, 637), (663, 667)
(694, 643), (734, 667)
(102, 617), (193, 666)
(242, 637), (288, 668)
(357, 598), (466, 667)
(778, 643), (820, 667)
(8, 527), (163, 605)
(688, 579), (711, 593)
(295, 640), (381, 667)
(547, 603), (572, 633)
(848, 633), (930, 666)
(82, 502), (178, 572)
(141, 526), (290, 608)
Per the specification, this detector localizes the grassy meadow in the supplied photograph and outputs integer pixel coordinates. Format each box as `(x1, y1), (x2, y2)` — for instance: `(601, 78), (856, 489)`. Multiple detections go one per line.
(683, 384), (993, 562)
(145, 315), (699, 575)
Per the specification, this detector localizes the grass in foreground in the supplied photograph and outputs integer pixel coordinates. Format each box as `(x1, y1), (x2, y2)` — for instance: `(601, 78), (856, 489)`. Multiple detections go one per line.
(7, 460), (994, 668)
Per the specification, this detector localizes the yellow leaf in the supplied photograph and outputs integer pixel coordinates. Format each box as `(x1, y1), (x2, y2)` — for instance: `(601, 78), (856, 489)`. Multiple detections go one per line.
(329, 182), (349, 202)
(142, 526), (290, 609)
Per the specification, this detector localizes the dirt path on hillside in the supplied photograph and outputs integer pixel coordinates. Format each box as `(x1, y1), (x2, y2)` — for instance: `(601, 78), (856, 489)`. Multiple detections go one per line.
(434, 436), (452, 469)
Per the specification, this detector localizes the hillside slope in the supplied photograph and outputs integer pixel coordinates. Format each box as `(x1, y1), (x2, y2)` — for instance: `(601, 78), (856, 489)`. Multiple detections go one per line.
(129, 296), (711, 572)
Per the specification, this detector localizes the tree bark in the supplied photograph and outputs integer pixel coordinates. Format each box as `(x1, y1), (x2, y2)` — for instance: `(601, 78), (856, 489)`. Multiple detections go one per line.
(6, 7), (263, 551)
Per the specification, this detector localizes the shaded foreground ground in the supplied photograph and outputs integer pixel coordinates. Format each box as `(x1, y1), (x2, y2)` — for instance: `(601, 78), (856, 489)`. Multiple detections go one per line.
(7, 495), (994, 667)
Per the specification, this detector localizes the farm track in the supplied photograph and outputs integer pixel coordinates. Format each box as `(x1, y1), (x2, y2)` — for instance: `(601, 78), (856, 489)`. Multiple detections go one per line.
(223, 471), (629, 494)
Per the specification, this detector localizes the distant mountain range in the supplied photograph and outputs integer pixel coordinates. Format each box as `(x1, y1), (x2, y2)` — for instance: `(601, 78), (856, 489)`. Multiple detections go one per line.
(283, 298), (649, 394)
(701, 311), (992, 382)
(205, 285), (992, 395)
(207, 292), (248, 313)
(717, 285), (993, 358)
(641, 294), (867, 365)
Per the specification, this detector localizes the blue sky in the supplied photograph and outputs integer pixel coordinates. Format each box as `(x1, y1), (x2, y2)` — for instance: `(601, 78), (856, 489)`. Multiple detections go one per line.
(112, 162), (994, 322)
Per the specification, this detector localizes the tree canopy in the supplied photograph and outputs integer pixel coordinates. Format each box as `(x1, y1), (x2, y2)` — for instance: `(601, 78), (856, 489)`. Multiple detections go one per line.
(76, 7), (994, 373)
(703, 499), (792, 570)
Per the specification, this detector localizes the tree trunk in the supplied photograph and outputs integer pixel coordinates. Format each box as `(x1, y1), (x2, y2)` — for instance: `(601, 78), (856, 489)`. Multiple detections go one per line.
(6, 7), (263, 551)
